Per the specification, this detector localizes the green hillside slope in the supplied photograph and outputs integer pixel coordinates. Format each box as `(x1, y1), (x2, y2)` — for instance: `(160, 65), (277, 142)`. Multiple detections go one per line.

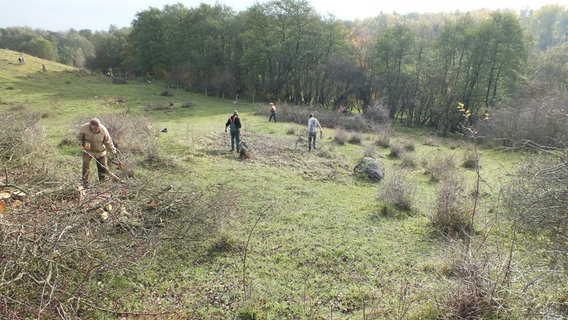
(1, 49), (562, 319)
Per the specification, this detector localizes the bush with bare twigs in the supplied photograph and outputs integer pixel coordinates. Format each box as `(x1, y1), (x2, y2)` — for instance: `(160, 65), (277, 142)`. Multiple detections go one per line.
(402, 139), (415, 152)
(348, 132), (363, 145)
(96, 114), (154, 153)
(180, 101), (197, 108)
(483, 79), (568, 149)
(378, 168), (416, 216)
(503, 152), (568, 262)
(363, 144), (376, 158)
(1, 111), (48, 164)
(375, 133), (391, 148)
(430, 174), (473, 237)
(388, 143), (404, 159)
(145, 103), (173, 111)
(0, 109), (66, 186)
(254, 103), (392, 133)
(333, 127), (348, 145)
(462, 144), (479, 169)
(400, 153), (418, 169)
(389, 139), (416, 160)
(423, 154), (456, 182)
(428, 161), (568, 319)
(423, 135), (440, 147)
(433, 239), (514, 319)
(99, 114), (176, 171)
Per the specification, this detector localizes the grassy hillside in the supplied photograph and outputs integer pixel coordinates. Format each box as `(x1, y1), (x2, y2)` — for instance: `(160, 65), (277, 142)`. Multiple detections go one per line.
(1, 50), (562, 319)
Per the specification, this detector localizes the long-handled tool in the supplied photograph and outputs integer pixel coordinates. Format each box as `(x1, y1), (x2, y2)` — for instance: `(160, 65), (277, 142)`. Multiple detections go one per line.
(82, 149), (125, 183)
(110, 150), (126, 170)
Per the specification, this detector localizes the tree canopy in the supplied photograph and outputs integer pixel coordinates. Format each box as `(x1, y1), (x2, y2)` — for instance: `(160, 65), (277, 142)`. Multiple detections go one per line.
(1, 1), (567, 135)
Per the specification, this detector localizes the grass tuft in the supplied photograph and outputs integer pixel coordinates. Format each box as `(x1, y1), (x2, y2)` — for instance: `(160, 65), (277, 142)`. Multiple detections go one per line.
(430, 174), (473, 237)
(348, 132), (363, 145)
(334, 127), (347, 145)
(423, 153), (456, 182)
(378, 168), (416, 216)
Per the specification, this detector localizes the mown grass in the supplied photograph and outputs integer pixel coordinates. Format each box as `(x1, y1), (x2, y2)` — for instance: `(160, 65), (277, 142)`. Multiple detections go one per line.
(2, 50), (563, 319)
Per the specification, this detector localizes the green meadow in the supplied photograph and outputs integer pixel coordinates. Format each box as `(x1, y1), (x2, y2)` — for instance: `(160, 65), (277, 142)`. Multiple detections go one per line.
(1, 49), (562, 319)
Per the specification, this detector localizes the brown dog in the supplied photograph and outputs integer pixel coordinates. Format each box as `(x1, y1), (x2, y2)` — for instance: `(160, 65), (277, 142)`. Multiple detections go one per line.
(239, 141), (250, 159)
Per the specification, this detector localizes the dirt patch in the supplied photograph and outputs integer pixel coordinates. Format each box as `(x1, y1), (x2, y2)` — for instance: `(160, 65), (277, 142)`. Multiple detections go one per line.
(197, 132), (351, 181)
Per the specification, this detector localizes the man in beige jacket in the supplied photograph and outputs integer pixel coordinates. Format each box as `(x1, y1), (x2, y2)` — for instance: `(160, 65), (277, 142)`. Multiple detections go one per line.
(77, 118), (116, 187)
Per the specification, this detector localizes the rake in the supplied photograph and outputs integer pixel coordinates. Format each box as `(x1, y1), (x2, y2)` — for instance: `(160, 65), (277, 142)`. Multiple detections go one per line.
(82, 149), (125, 183)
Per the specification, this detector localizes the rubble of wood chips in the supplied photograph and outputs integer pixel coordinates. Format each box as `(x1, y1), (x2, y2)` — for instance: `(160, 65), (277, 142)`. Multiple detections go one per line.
(0, 186), (143, 229)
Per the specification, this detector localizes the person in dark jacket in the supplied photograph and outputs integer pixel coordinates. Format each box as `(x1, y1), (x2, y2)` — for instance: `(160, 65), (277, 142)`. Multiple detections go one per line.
(225, 110), (242, 152)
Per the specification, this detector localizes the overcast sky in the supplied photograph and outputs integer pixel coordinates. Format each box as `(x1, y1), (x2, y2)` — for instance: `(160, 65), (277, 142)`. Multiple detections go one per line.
(0, 0), (563, 31)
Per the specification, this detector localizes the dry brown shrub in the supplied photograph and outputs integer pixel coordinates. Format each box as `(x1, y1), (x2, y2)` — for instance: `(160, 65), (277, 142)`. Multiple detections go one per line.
(423, 154), (456, 182)
(462, 144), (478, 169)
(485, 80), (568, 149)
(375, 133), (391, 148)
(285, 126), (296, 135)
(363, 144), (376, 158)
(378, 168), (416, 215)
(256, 103), (392, 133)
(430, 174), (473, 237)
(112, 76), (127, 84)
(435, 240), (510, 319)
(402, 139), (416, 152)
(145, 103), (173, 111)
(181, 101), (197, 108)
(389, 143), (404, 159)
(103, 96), (127, 104)
(1, 111), (51, 166)
(423, 135), (440, 147)
(348, 132), (363, 145)
(334, 127), (348, 145)
(400, 153), (418, 169)
(503, 153), (568, 253)
(97, 114), (154, 154)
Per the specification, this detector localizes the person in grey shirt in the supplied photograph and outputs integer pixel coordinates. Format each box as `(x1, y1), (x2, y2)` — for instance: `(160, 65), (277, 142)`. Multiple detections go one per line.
(307, 113), (322, 151)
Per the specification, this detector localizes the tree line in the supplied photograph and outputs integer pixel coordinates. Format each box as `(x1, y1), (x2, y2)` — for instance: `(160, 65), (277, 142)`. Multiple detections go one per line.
(1, 0), (567, 134)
